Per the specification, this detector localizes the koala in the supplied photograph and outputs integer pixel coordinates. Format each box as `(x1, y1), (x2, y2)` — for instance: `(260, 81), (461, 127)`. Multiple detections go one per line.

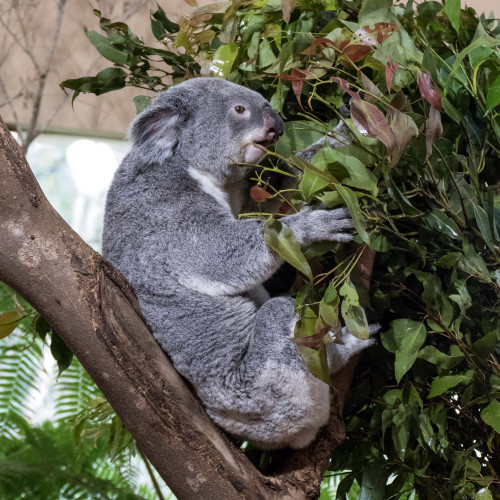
(102, 77), (374, 450)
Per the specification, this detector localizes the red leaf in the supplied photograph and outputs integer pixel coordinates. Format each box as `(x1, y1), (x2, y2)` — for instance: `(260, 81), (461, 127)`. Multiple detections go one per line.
(278, 201), (292, 215)
(330, 76), (360, 101)
(278, 68), (313, 106)
(351, 99), (396, 153)
(353, 22), (398, 45)
(424, 106), (443, 158)
(417, 71), (442, 111)
(250, 185), (273, 203)
(385, 58), (399, 94)
(339, 43), (371, 62)
(301, 37), (336, 55)
(290, 330), (328, 349)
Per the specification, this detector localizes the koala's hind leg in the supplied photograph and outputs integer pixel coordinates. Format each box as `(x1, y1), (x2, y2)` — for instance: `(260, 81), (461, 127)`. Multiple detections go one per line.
(233, 297), (331, 449)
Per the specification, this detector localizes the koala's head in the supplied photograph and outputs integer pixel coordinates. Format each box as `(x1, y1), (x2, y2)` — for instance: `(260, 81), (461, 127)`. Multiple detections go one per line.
(129, 78), (284, 182)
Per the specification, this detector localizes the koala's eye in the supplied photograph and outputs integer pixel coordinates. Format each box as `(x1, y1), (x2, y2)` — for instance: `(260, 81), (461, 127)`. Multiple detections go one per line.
(235, 105), (246, 114)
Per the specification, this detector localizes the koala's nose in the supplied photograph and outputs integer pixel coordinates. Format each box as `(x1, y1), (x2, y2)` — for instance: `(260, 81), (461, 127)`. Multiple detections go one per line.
(263, 108), (284, 143)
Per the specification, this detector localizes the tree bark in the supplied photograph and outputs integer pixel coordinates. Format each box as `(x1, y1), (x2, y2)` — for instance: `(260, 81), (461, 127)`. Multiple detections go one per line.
(0, 116), (374, 500)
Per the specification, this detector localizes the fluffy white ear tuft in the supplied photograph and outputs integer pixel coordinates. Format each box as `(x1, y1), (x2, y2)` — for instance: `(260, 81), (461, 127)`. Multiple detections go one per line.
(128, 106), (182, 165)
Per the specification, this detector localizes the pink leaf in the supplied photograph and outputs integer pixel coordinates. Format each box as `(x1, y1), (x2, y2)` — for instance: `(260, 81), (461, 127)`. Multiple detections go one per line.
(281, 0), (297, 24)
(385, 58), (399, 94)
(361, 73), (383, 103)
(424, 106), (443, 158)
(389, 109), (418, 165)
(351, 99), (396, 153)
(417, 71), (442, 111)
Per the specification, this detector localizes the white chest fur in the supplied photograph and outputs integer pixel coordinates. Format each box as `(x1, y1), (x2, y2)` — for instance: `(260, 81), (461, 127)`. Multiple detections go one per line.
(188, 167), (246, 217)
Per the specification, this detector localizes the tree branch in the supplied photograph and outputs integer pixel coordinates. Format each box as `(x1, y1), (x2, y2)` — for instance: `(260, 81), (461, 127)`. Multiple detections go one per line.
(0, 116), (374, 500)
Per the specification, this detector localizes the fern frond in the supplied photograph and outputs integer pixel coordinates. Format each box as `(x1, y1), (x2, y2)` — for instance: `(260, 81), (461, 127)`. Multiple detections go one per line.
(54, 357), (100, 422)
(0, 332), (44, 428)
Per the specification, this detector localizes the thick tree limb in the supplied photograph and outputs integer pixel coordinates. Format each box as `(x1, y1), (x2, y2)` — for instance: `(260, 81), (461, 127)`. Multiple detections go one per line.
(0, 116), (374, 500)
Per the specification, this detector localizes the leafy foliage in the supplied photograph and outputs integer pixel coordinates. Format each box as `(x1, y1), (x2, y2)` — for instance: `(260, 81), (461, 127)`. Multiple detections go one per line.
(60, 0), (499, 498)
(0, 413), (156, 500)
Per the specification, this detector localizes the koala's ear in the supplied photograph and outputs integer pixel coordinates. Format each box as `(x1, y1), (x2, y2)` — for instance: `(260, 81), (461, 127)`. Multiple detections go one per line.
(128, 101), (186, 164)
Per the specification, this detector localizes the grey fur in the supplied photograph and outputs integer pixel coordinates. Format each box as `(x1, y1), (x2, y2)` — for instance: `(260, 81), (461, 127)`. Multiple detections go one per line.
(102, 77), (374, 449)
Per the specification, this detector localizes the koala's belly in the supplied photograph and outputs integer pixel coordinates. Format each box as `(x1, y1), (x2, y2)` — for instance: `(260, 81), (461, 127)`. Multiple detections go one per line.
(137, 288), (258, 378)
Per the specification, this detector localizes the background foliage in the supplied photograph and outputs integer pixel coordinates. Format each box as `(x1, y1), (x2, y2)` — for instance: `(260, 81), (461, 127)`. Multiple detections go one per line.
(0, 283), (171, 499)
(3, 0), (499, 498)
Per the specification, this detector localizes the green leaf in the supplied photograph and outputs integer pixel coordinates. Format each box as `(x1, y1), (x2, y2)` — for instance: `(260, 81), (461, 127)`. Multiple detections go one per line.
(50, 331), (74, 377)
(460, 240), (493, 282)
(449, 279), (472, 316)
(319, 282), (340, 327)
(33, 315), (53, 342)
(475, 489), (494, 500)
(486, 75), (500, 112)
(61, 68), (127, 101)
(445, 37), (500, 90)
(392, 403), (412, 460)
(469, 22), (493, 69)
(297, 345), (331, 385)
(151, 19), (165, 40)
(428, 372), (473, 398)
(300, 165), (330, 200)
(210, 42), (238, 78)
(336, 184), (370, 244)
(481, 399), (500, 433)
(471, 331), (499, 358)
(340, 281), (369, 339)
(0, 311), (22, 339)
(381, 319), (426, 383)
(358, 0), (395, 26)
(444, 0), (460, 32)
(425, 208), (461, 239)
(473, 203), (496, 251)
(294, 305), (318, 338)
(418, 345), (464, 372)
(360, 462), (386, 500)
(388, 179), (420, 215)
(313, 148), (378, 195)
(133, 95), (152, 113)
(264, 217), (313, 280)
(84, 29), (128, 65)
(276, 120), (327, 157)
(151, 5), (180, 33)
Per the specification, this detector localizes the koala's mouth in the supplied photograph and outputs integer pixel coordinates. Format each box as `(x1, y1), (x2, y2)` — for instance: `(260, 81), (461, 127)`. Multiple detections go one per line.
(253, 139), (274, 148)
(245, 142), (271, 164)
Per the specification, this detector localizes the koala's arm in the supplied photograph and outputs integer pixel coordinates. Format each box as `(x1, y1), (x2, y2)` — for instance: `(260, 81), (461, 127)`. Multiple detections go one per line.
(166, 206), (352, 296)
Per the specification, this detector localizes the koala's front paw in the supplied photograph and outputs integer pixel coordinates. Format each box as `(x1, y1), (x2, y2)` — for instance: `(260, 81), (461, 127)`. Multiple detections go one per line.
(285, 206), (354, 245)
(328, 323), (380, 374)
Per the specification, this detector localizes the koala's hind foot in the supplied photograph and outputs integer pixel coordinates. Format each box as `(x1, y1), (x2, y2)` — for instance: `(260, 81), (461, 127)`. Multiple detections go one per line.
(327, 323), (380, 374)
